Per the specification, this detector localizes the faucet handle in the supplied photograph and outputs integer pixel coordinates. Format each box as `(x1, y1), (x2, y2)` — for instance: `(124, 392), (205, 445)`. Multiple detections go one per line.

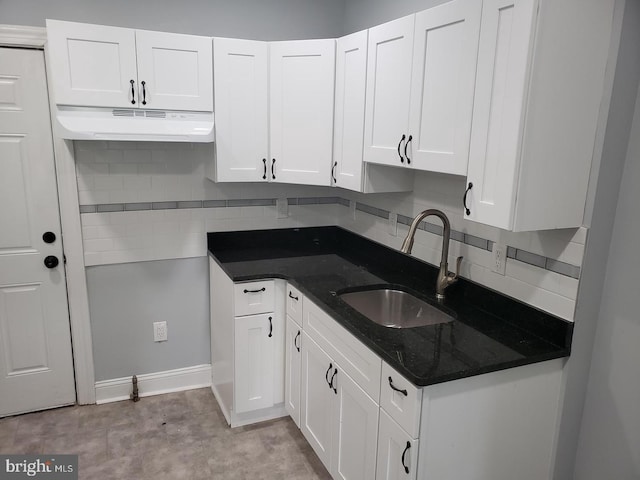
(448, 256), (463, 282)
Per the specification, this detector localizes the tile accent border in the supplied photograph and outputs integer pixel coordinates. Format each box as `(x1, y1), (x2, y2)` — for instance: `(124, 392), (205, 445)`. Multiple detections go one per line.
(79, 196), (581, 279)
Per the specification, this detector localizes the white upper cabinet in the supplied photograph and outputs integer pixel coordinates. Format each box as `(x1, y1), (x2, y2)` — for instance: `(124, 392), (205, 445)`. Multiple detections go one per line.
(135, 30), (212, 111)
(47, 20), (138, 108)
(363, 15), (415, 167)
(46, 20), (212, 112)
(270, 39), (335, 186)
(465, 0), (612, 231)
(333, 30), (368, 191)
(213, 38), (269, 182)
(407, 0), (482, 175)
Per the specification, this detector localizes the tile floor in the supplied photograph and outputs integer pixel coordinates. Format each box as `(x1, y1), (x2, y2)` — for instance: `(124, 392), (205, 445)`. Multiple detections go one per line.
(0, 389), (331, 479)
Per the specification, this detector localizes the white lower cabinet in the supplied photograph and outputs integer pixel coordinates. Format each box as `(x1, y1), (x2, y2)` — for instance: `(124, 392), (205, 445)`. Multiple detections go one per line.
(376, 410), (419, 480)
(285, 316), (302, 427)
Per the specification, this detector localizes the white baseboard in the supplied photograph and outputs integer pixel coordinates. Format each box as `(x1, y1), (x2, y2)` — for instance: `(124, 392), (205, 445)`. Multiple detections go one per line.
(95, 364), (212, 404)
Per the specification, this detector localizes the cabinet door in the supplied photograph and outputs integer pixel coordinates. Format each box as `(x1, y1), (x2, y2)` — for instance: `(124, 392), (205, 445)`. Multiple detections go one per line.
(213, 38), (269, 182)
(408, 0), (482, 175)
(234, 313), (274, 414)
(465, 0), (538, 230)
(285, 316), (302, 427)
(333, 30), (368, 192)
(363, 15), (415, 167)
(301, 333), (334, 470)
(269, 40), (335, 186)
(135, 30), (213, 111)
(376, 410), (419, 480)
(331, 367), (379, 480)
(46, 20), (138, 108)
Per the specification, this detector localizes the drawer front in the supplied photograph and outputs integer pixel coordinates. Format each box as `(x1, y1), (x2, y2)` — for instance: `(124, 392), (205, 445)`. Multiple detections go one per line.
(303, 297), (382, 402)
(286, 283), (303, 326)
(234, 280), (275, 316)
(380, 362), (422, 439)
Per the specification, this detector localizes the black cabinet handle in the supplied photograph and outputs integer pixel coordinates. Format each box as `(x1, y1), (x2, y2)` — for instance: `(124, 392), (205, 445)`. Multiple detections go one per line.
(388, 376), (408, 396)
(463, 182), (473, 216)
(44, 256), (59, 269)
(401, 441), (411, 474)
(404, 135), (412, 165)
(130, 79), (136, 105)
(325, 363), (333, 386)
(330, 368), (337, 394)
(268, 316), (272, 338)
(271, 158), (276, 180)
(332, 161), (337, 184)
(243, 287), (266, 294)
(288, 291), (299, 301)
(262, 158), (267, 180)
(42, 232), (56, 244)
(141, 80), (147, 105)
(397, 134), (406, 163)
(294, 330), (300, 352)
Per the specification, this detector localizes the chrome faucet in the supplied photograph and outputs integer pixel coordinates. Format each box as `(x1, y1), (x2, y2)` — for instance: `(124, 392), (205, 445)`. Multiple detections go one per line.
(400, 209), (462, 300)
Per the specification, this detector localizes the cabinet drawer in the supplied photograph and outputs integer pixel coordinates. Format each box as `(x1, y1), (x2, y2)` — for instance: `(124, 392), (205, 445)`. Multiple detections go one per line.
(303, 297), (382, 402)
(380, 362), (422, 439)
(234, 280), (275, 316)
(286, 283), (303, 326)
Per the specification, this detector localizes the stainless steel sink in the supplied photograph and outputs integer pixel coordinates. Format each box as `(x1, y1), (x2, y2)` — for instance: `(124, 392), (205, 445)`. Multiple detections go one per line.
(338, 288), (454, 329)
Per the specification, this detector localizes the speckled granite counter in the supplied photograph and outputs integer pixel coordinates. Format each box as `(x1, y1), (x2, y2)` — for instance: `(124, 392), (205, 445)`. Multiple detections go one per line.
(207, 226), (572, 387)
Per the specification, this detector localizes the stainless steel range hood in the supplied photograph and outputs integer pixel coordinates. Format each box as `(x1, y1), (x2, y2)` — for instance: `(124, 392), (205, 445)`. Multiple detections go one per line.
(54, 106), (215, 142)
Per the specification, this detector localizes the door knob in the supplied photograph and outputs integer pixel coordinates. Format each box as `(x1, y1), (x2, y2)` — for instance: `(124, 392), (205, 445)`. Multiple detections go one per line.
(42, 232), (56, 244)
(44, 256), (59, 269)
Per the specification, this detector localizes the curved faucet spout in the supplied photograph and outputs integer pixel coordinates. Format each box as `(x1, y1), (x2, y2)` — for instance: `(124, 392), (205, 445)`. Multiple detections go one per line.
(400, 209), (461, 300)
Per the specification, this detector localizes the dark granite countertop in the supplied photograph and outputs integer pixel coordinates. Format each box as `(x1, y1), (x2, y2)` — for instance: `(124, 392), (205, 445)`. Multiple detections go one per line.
(207, 227), (572, 387)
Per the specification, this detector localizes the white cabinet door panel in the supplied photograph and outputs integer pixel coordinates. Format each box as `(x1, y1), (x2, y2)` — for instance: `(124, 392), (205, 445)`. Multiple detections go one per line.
(285, 316), (302, 427)
(135, 30), (213, 111)
(331, 367), (379, 480)
(363, 15), (415, 167)
(333, 30), (368, 192)
(465, 0), (538, 229)
(376, 410), (418, 480)
(234, 313), (274, 414)
(213, 38), (268, 182)
(301, 333), (334, 470)
(270, 40), (335, 186)
(46, 20), (138, 108)
(408, 0), (481, 175)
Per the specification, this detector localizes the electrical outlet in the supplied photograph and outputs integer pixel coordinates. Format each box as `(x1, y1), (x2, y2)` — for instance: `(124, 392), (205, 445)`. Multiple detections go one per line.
(153, 321), (168, 342)
(388, 212), (398, 236)
(276, 198), (288, 219)
(350, 200), (356, 220)
(492, 243), (507, 275)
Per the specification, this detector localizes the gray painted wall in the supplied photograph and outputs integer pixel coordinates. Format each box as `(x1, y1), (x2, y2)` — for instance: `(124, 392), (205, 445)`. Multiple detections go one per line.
(573, 65), (640, 480)
(552, 0), (640, 477)
(86, 258), (210, 381)
(0, 0), (345, 40)
(343, 0), (448, 33)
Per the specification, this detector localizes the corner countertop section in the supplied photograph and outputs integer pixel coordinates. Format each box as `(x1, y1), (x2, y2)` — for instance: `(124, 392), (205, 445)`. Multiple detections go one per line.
(207, 227), (572, 387)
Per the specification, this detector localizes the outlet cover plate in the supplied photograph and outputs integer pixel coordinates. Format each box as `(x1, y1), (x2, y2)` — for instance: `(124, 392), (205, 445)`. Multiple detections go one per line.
(153, 321), (168, 342)
(492, 243), (507, 275)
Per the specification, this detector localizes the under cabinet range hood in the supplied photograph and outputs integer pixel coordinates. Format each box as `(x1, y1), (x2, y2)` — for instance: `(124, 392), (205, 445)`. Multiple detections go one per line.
(53, 106), (215, 143)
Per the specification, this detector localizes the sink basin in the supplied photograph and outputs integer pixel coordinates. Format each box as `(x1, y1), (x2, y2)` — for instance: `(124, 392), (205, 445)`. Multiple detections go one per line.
(338, 287), (454, 329)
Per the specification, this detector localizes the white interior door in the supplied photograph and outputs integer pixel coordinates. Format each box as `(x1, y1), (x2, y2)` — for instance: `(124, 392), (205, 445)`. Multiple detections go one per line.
(269, 39), (335, 186)
(0, 48), (75, 417)
(135, 30), (213, 111)
(46, 20), (138, 108)
(408, 0), (482, 175)
(213, 37), (269, 182)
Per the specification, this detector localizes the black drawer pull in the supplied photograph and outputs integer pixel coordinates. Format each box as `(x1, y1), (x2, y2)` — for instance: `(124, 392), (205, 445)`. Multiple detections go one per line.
(294, 330), (300, 352)
(463, 182), (473, 216)
(404, 135), (412, 165)
(330, 368), (337, 394)
(271, 158), (276, 180)
(141, 80), (147, 105)
(262, 158), (267, 180)
(288, 291), (299, 301)
(268, 316), (272, 338)
(332, 161), (337, 184)
(388, 376), (408, 396)
(130, 79), (136, 105)
(401, 441), (411, 474)
(397, 134), (406, 163)
(325, 363), (333, 386)
(243, 287), (266, 294)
